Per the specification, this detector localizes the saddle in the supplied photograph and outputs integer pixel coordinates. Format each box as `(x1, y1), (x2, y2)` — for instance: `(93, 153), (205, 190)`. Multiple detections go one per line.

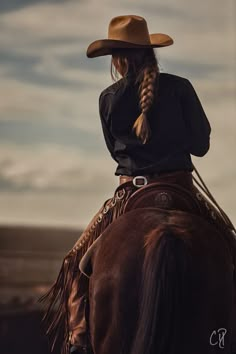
(123, 181), (202, 215)
(123, 180), (231, 235)
(79, 178), (230, 278)
(79, 180), (205, 278)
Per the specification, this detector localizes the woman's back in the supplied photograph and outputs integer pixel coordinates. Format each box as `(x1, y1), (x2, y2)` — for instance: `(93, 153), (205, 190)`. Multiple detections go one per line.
(99, 72), (211, 176)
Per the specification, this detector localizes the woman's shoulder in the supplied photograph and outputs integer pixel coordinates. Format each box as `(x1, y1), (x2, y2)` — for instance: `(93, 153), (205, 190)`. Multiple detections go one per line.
(99, 77), (130, 114)
(99, 78), (126, 100)
(159, 72), (195, 97)
(159, 72), (191, 85)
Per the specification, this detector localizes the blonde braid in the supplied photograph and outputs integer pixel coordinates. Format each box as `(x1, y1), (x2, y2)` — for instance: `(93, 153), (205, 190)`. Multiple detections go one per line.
(133, 53), (159, 144)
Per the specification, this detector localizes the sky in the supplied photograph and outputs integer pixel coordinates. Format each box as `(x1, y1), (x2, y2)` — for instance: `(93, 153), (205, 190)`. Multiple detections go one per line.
(0, 0), (235, 228)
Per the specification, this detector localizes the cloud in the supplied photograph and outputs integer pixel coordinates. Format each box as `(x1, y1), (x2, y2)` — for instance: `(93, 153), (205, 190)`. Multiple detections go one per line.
(0, 77), (108, 134)
(0, 143), (116, 193)
(0, 48), (109, 89)
(0, 0), (70, 13)
(118, 2), (192, 20)
(0, 119), (105, 151)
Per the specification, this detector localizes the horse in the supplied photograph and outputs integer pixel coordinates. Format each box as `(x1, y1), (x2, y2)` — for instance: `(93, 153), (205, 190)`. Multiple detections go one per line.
(81, 206), (236, 354)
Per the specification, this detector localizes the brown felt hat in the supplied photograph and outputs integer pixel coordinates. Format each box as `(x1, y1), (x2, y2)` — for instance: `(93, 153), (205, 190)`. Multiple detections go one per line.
(86, 15), (174, 58)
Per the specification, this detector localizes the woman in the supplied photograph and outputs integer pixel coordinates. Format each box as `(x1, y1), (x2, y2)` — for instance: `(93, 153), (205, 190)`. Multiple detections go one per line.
(39, 15), (216, 354)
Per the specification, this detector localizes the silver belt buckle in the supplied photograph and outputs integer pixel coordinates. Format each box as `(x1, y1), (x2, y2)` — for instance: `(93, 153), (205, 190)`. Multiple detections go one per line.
(133, 176), (148, 188)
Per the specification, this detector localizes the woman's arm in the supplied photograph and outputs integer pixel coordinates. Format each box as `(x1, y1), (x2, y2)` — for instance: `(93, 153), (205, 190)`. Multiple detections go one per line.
(180, 79), (211, 157)
(99, 92), (118, 162)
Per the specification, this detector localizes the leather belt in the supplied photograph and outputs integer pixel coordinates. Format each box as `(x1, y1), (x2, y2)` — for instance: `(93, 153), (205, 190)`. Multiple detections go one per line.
(119, 170), (192, 188)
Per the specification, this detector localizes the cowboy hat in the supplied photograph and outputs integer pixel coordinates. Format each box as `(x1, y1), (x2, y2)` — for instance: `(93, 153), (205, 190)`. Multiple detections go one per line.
(86, 15), (174, 58)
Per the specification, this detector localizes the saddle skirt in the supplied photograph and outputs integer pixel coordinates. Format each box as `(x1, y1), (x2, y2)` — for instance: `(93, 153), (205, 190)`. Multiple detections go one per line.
(123, 181), (201, 215)
(79, 179), (229, 279)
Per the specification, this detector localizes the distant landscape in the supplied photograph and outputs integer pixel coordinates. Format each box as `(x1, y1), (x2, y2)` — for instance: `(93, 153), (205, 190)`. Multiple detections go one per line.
(0, 224), (83, 354)
(0, 224), (82, 305)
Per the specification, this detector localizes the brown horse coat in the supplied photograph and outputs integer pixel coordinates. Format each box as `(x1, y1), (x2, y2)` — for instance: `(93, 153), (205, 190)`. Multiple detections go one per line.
(86, 208), (236, 354)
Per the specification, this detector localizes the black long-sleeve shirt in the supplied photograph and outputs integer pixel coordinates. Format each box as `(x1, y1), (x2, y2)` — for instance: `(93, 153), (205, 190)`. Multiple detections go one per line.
(99, 72), (211, 176)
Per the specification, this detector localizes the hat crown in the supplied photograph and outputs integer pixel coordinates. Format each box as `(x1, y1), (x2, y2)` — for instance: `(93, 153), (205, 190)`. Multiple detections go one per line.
(108, 15), (151, 45)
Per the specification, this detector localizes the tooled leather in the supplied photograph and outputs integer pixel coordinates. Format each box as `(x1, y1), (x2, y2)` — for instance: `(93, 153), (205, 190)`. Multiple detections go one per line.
(124, 182), (201, 215)
(123, 174), (229, 235)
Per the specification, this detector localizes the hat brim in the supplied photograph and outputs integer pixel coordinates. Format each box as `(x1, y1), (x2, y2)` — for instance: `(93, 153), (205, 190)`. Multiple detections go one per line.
(86, 33), (174, 58)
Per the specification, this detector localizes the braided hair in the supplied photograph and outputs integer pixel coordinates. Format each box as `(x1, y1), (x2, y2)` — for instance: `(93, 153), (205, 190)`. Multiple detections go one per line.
(111, 48), (159, 144)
